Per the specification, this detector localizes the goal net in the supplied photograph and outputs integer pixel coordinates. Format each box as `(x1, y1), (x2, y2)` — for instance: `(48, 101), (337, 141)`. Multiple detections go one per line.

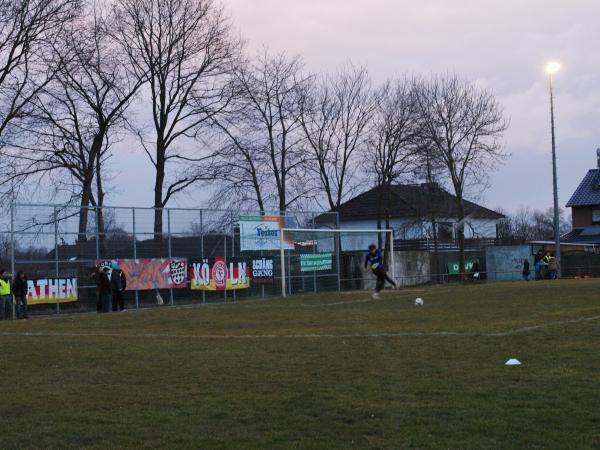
(279, 228), (395, 297)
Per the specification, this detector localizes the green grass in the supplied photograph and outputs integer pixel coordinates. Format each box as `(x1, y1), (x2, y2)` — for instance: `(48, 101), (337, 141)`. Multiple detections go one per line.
(2, 280), (600, 449)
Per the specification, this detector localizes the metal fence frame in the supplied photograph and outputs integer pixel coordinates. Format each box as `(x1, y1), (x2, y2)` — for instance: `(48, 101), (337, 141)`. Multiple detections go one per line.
(4, 203), (341, 316)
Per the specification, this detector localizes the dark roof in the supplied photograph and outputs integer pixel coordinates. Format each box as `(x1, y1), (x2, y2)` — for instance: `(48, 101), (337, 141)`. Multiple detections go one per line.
(566, 169), (600, 207)
(323, 184), (504, 222)
(561, 227), (600, 244)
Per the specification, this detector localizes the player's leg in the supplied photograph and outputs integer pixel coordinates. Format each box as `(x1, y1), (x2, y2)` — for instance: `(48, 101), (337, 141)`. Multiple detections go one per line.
(373, 270), (384, 298)
(384, 272), (396, 288)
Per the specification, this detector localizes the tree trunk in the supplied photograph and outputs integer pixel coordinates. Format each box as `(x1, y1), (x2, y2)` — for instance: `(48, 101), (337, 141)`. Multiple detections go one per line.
(456, 195), (466, 279)
(384, 183), (392, 267)
(77, 177), (94, 244)
(376, 183), (383, 249)
(96, 149), (106, 256)
(154, 148), (165, 244)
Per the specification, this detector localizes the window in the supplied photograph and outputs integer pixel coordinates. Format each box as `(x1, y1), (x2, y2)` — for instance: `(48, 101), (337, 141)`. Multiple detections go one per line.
(593, 210), (600, 224)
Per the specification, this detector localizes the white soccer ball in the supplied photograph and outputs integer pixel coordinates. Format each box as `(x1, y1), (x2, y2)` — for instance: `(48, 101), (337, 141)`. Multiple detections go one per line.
(415, 298), (424, 306)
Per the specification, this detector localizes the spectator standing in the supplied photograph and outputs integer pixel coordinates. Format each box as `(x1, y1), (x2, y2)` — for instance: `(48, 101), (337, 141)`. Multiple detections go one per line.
(99, 267), (112, 313)
(534, 250), (544, 280)
(543, 252), (552, 279)
(0, 269), (11, 320)
(12, 271), (28, 319)
(471, 260), (481, 281)
(110, 261), (127, 311)
(522, 258), (530, 282)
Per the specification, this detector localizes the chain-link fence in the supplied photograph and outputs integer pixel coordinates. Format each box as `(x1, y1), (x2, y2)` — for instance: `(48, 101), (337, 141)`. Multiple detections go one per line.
(2, 204), (341, 316)
(2, 202), (599, 319)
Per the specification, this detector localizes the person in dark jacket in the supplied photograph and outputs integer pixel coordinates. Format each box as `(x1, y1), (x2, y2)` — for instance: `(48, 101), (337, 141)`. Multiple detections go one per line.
(364, 244), (396, 299)
(110, 261), (127, 311)
(12, 271), (28, 319)
(90, 267), (103, 313)
(534, 250), (543, 280)
(471, 260), (481, 281)
(99, 267), (112, 313)
(522, 258), (530, 282)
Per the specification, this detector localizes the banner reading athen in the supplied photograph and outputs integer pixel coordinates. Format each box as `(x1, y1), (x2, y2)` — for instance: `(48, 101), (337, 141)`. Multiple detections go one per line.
(190, 258), (250, 291)
(239, 215), (296, 251)
(27, 278), (78, 305)
(96, 258), (188, 291)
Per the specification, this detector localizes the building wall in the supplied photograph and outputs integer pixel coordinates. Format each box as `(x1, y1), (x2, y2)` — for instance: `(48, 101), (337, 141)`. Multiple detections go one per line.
(572, 206), (594, 228)
(338, 218), (499, 243)
(485, 245), (531, 281)
(362, 251), (431, 289)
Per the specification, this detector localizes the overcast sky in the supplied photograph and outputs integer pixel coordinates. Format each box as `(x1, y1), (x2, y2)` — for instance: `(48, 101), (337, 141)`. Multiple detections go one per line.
(114, 0), (600, 213)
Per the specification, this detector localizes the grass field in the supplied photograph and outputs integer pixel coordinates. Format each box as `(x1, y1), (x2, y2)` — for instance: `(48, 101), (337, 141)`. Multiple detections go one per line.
(2, 280), (600, 449)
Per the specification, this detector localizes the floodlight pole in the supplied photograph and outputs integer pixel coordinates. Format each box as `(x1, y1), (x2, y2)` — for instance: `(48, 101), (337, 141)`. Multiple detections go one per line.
(548, 72), (561, 276)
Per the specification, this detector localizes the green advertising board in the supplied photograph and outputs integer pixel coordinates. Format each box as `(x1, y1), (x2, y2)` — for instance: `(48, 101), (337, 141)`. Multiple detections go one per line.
(447, 259), (479, 275)
(300, 254), (333, 272)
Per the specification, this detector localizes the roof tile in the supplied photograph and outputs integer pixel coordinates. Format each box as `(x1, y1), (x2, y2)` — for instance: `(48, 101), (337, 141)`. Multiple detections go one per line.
(566, 170), (600, 207)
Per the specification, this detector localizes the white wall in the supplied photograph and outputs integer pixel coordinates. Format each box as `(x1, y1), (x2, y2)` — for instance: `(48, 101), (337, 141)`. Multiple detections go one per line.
(338, 218), (499, 241)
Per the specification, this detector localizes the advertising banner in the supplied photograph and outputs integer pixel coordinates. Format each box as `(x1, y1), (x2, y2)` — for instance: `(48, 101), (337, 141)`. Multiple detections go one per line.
(27, 278), (78, 305)
(96, 258), (188, 291)
(190, 257), (250, 291)
(251, 258), (274, 284)
(300, 254), (333, 272)
(447, 259), (478, 275)
(239, 215), (295, 251)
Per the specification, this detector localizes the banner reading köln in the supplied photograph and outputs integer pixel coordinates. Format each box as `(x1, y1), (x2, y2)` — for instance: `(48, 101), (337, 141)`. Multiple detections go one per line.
(190, 258), (250, 291)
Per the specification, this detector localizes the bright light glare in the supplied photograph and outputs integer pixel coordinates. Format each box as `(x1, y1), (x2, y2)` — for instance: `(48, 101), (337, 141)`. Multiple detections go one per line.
(545, 61), (561, 74)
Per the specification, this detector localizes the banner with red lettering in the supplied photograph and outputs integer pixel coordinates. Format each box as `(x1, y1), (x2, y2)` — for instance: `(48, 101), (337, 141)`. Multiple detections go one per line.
(190, 257), (250, 291)
(27, 278), (78, 305)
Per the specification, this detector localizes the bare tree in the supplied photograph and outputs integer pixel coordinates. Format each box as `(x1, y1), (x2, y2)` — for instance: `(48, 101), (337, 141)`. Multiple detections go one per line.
(367, 78), (420, 249)
(0, 0), (80, 197)
(300, 63), (374, 211)
(498, 206), (570, 241)
(114, 0), (237, 240)
(416, 74), (509, 275)
(5, 2), (144, 247)
(210, 51), (311, 213)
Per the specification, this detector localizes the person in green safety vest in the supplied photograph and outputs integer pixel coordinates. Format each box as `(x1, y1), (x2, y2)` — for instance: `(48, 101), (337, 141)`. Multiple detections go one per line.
(543, 252), (552, 280)
(0, 269), (12, 320)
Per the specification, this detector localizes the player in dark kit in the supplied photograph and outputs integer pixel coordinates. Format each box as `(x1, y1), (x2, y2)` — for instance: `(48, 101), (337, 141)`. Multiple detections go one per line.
(365, 244), (397, 299)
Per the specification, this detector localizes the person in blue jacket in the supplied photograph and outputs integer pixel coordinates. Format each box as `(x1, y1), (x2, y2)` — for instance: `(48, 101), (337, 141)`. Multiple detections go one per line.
(365, 244), (397, 298)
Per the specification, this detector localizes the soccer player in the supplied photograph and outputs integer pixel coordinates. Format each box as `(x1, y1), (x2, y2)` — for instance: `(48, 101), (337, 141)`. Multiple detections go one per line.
(365, 244), (396, 299)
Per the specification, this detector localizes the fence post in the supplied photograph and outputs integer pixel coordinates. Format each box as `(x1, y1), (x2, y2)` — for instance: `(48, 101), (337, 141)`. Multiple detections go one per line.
(312, 217), (317, 293)
(54, 206), (59, 315)
(168, 208), (173, 306)
(287, 246), (292, 296)
(390, 230), (396, 286)
(336, 231), (341, 292)
(231, 212), (236, 302)
(280, 228), (286, 297)
(223, 233), (227, 302)
(200, 209), (205, 303)
(132, 208), (139, 309)
(95, 206), (100, 261)
(10, 202), (15, 319)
